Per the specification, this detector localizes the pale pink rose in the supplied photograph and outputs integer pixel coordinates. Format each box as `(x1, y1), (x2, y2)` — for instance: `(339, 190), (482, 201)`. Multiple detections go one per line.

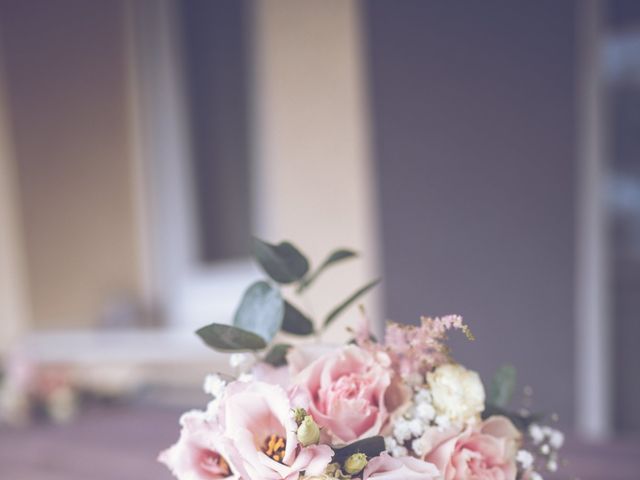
(293, 345), (395, 443)
(159, 410), (235, 479)
(218, 381), (333, 480)
(363, 452), (440, 480)
(424, 415), (521, 480)
(287, 344), (340, 376)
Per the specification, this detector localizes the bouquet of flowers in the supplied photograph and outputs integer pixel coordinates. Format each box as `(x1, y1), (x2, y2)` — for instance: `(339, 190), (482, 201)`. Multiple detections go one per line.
(160, 239), (563, 480)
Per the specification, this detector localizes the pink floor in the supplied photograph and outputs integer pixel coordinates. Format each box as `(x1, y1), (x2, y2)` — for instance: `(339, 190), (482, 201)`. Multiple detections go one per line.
(0, 404), (639, 479)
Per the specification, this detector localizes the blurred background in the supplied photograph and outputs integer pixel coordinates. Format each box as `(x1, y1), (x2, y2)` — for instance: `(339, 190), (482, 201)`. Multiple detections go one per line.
(0, 0), (638, 478)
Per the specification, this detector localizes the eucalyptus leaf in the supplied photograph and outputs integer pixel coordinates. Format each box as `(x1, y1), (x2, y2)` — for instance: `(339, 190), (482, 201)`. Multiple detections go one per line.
(489, 364), (517, 408)
(233, 281), (284, 342)
(253, 238), (309, 284)
(297, 248), (358, 292)
(264, 343), (292, 367)
(196, 323), (267, 352)
(323, 278), (381, 329)
(281, 301), (315, 336)
(332, 436), (386, 463)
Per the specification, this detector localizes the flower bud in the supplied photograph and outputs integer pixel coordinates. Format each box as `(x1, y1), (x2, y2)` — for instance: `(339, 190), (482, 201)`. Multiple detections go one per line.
(343, 453), (367, 474)
(292, 407), (308, 425)
(296, 415), (320, 446)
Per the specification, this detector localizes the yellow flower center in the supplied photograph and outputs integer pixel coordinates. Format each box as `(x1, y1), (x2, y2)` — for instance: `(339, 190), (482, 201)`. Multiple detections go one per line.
(262, 434), (287, 463)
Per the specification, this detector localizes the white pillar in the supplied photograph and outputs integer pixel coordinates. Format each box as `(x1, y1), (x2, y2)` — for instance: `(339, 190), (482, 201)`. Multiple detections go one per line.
(575, 0), (611, 440)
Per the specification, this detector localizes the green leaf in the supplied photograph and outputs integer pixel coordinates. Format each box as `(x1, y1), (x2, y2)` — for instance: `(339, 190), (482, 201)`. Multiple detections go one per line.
(264, 343), (292, 367)
(196, 323), (267, 352)
(253, 238), (309, 284)
(233, 281), (284, 342)
(489, 364), (517, 408)
(281, 301), (315, 335)
(332, 436), (386, 463)
(323, 278), (381, 329)
(297, 248), (358, 292)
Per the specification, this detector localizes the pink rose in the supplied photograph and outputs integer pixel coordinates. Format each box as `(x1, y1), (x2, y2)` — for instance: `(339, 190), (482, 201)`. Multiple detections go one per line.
(219, 381), (333, 480)
(363, 453), (440, 479)
(159, 410), (235, 479)
(424, 415), (521, 480)
(293, 345), (395, 443)
(287, 344), (340, 376)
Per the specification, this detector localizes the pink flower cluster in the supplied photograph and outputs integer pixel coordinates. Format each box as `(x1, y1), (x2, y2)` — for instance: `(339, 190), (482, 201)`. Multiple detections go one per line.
(160, 340), (520, 480)
(356, 315), (473, 378)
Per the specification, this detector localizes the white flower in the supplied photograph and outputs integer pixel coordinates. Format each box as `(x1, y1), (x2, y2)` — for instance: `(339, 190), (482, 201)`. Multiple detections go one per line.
(229, 353), (251, 369)
(411, 437), (428, 457)
(529, 423), (544, 444)
(549, 429), (564, 449)
(415, 402), (436, 422)
(414, 388), (432, 404)
(237, 372), (253, 382)
(547, 459), (558, 472)
(529, 472), (543, 480)
(516, 449), (534, 469)
(205, 399), (219, 418)
(435, 414), (451, 429)
(393, 418), (412, 443)
(390, 445), (408, 458)
(427, 363), (485, 424)
(384, 436), (398, 451)
(408, 418), (424, 437)
(202, 374), (226, 397)
(540, 444), (550, 455)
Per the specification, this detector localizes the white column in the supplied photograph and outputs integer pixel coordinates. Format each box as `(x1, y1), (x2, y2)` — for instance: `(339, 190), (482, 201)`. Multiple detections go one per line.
(575, 0), (611, 440)
(252, 0), (382, 340)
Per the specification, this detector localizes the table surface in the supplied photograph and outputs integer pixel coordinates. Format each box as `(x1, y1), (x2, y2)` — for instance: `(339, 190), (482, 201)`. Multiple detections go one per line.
(1, 404), (639, 480)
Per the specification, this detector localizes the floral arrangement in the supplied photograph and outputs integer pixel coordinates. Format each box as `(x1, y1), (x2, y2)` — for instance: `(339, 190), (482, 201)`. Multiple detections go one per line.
(160, 239), (564, 480)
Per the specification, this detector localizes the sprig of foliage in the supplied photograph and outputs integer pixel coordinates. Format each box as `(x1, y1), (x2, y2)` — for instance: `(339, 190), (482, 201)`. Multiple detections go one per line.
(196, 237), (379, 355)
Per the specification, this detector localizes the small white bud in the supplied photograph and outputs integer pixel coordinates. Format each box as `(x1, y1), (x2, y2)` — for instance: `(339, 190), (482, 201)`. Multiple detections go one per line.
(297, 416), (320, 446)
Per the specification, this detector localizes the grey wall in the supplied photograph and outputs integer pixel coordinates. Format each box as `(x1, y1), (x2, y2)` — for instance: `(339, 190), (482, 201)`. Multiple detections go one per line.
(365, 0), (577, 426)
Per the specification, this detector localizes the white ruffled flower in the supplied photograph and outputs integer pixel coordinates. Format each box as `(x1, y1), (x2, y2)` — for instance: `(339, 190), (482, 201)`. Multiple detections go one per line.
(427, 363), (485, 424)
